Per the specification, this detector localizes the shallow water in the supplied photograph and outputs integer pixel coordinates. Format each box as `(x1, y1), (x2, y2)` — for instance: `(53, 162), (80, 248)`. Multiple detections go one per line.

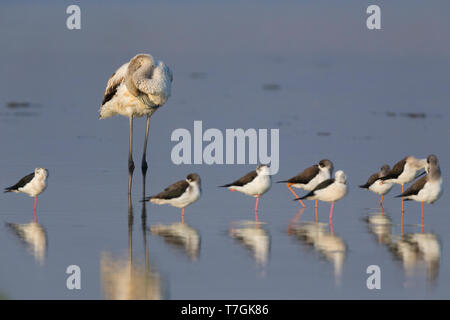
(0, 1), (450, 299)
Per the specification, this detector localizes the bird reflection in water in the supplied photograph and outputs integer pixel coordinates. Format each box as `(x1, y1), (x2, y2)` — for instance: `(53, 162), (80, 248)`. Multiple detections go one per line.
(365, 210), (392, 245)
(6, 221), (47, 265)
(150, 222), (201, 261)
(287, 208), (346, 284)
(365, 210), (440, 286)
(100, 195), (164, 299)
(100, 251), (162, 300)
(390, 233), (440, 286)
(229, 220), (270, 266)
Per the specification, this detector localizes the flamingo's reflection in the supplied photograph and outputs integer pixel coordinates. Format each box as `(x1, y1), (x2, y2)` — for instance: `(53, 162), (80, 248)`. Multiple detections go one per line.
(100, 191), (164, 299)
(100, 251), (163, 300)
(365, 210), (440, 286)
(6, 221), (47, 265)
(229, 220), (270, 266)
(150, 222), (201, 261)
(287, 208), (346, 283)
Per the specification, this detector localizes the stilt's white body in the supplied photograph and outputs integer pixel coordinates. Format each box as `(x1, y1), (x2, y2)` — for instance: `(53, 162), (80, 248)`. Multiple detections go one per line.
(392, 163), (422, 185)
(150, 181), (201, 208)
(12, 168), (48, 197)
(310, 183), (347, 203)
(305, 171), (348, 203)
(405, 178), (442, 204)
(399, 155), (442, 206)
(369, 180), (393, 195)
(18, 177), (47, 197)
(386, 158), (427, 185)
(231, 173), (271, 197)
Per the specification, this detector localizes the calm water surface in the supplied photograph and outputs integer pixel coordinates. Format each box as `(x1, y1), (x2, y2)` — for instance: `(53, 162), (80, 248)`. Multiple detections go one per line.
(0, 1), (449, 299)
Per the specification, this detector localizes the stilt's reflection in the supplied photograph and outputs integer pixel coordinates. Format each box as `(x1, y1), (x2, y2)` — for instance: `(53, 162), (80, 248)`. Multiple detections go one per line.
(147, 167), (201, 260)
(365, 210), (440, 286)
(389, 233), (440, 285)
(229, 220), (270, 266)
(288, 210), (346, 284)
(6, 221), (47, 265)
(365, 212), (392, 245)
(150, 222), (201, 261)
(100, 189), (164, 299)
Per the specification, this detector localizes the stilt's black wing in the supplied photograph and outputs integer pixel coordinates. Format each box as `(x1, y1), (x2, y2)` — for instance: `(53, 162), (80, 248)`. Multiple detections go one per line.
(4, 173), (34, 192)
(296, 178), (335, 200)
(380, 157), (407, 181)
(219, 170), (257, 188)
(148, 180), (189, 200)
(278, 165), (319, 185)
(395, 176), (427, 198)
(359, 172), (380, 189)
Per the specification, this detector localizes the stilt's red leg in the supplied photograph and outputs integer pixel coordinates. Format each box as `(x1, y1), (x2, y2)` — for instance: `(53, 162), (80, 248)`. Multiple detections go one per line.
(315, 205), (318, 222)
(34, 196), (37, 223)
(401, 184), (404, 212)
(181, 207), (185, 224)
(254, 195), (260, 221)
(287, 184), (305, 207)
(329, 202), (334, 223)
(255, 196), (260, 212)
(315, 199), (318, 209)
(380, 194), (384, 207)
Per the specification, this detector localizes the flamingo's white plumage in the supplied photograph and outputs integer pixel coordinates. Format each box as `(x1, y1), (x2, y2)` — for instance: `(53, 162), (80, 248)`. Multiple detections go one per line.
(99, 54), (173, 188)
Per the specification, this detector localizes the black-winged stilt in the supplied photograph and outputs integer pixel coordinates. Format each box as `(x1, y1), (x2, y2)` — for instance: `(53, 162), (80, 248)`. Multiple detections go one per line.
(277, 159), (333, 208)
(395, 154), (442, 229)
(4, 168), (48, 222)
(295, 170), (348, 223)
(219, 165), (271, 220)
(359, 164), (393, 207)
(380, 156), (427, 211)
(144, 173), (201, 223)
